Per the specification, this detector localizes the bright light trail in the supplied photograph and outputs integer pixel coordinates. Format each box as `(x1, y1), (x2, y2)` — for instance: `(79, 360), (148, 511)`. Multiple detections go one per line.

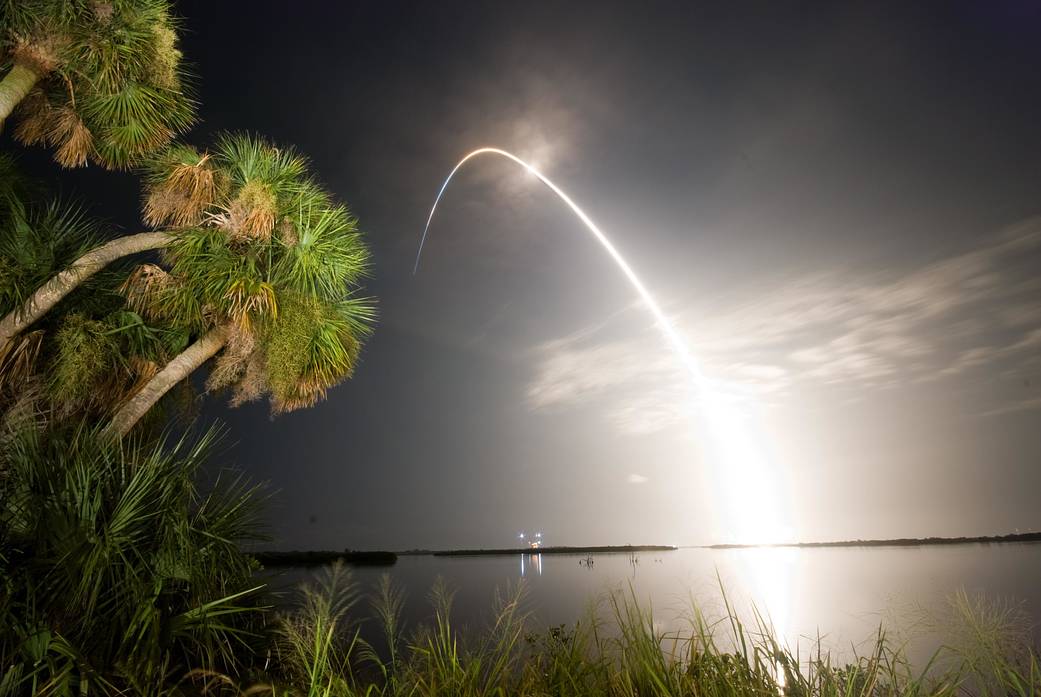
(414, 148), (706, 388)
(413, 147), (788, 548)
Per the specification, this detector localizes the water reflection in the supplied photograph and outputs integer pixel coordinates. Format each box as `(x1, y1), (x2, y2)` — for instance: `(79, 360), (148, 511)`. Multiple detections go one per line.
(725, 547), (799, 685)
(520, 552), (542, 577)
(729, 547), (798, 646)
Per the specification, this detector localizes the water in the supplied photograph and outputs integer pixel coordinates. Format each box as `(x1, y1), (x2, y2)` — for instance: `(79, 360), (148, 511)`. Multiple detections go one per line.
(268, 544), (1041, 665)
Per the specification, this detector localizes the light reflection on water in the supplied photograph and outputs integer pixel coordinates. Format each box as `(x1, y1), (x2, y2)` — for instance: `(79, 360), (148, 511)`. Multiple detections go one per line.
(520, 552), (542, 577)
(269, 544), (1041, 667)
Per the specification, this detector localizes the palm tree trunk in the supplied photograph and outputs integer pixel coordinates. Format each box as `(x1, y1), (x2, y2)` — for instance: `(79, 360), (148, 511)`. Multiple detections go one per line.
(0, 231), (173, 350)
(0, 64), (41, 124)
(106, 324), (230, 438)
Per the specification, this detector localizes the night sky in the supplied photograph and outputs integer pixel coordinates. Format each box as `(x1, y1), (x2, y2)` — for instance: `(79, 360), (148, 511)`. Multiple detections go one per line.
(12, 2), (1041, 549)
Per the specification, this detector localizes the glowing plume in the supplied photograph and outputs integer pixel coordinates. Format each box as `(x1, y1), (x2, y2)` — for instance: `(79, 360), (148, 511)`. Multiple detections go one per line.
(413, 147), (789, 547)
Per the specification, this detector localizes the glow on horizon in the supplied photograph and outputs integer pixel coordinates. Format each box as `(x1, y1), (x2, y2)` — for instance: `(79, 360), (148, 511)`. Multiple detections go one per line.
(414, 147), (790, 546)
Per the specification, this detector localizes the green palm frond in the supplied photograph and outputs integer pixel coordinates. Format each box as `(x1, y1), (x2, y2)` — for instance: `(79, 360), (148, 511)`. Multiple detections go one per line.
(274, 200), (371, 300)
(82, 80), (193, 169)
(215, 132), (309, 194)
(0, 198), (105, 316)
(160, 227), (279, 330)
(263, 293), (375, 413)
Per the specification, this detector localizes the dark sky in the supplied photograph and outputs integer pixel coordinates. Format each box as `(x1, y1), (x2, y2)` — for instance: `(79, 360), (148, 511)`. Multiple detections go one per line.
(14, 2), (1041, 549)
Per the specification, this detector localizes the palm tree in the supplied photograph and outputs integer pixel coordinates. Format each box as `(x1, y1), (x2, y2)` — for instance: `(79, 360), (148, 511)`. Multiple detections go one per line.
(105, 133), (376, 435)
(0, 135), (375, 436)
(0, 134), (374, 435)
(0, 0), (194, 169)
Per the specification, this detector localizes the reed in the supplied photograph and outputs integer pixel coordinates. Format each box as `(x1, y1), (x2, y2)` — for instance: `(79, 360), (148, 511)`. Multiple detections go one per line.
(240, 571), (1040, 697)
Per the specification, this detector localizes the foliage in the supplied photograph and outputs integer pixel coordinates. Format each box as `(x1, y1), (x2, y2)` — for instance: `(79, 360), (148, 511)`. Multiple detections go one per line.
(131, 132), (376, 416)
(0, 423), (268, 696)
(207, 576), (1041, 697)
(1, 0), (195, 169)
(0, 159), (188, 430)
(0, 197), (105, 319)
(273, 562), (363, 696)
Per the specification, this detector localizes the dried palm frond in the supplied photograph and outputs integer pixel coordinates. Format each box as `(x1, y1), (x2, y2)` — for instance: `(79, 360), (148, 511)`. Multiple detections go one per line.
(12, 88), (56, 146)
(224, 180), (277, 241)
(223, 279), (277, 331)
(143, 153), (216, 227)
(278, 216), (299, 246)
(103, 356), (160, 407)
(0, 376), (47, 444)
(206, 324), (255, 393)
(10, 34), (64, 75)
(128, 355), (159, 386)
(49, 106), (94, 168)
(121, 263), (174, 317)
(91, 1), (115, 24)
(0, 330), (44, 394)
(230, 352), (269, 407)
(270, 379), (326, 415)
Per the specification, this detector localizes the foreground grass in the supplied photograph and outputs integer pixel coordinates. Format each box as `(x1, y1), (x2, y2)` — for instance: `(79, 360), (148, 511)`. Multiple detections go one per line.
(185, 564), (1039, 697)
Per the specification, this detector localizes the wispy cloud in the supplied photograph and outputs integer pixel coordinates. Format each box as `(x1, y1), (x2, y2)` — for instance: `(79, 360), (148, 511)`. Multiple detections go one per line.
(527, 218), (1041, 433)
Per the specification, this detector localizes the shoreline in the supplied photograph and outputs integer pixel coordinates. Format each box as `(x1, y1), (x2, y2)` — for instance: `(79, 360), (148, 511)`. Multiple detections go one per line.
(701, 531), (1041, 550)
(256, 532), (1041, 565)
(430, 544), (676, 557)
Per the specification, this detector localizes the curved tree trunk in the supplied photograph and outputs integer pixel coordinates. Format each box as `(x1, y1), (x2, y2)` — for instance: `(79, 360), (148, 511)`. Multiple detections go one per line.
(0, 231), (174, 350)
(0, 64), (41, 124)
(106, 324), (230, 438)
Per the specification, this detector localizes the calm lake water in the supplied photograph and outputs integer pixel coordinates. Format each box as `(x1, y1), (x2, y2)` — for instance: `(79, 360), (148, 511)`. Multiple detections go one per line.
(269, 544), (1041, 665)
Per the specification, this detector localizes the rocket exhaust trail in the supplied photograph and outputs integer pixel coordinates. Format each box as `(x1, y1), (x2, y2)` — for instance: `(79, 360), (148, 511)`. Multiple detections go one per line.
(413, 147), (706, 390)
(413, 147), (789, 549)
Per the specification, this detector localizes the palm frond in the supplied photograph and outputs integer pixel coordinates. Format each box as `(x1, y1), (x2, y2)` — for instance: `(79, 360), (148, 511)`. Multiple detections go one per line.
(273, 200), (371, 301)
(263, 293), (375, 414)
(0, 198), (106, 316)
(141, 144), (219, 227)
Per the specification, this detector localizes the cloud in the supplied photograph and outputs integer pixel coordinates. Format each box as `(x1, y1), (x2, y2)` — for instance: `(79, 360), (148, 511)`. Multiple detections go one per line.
(526, 217), (1041, 432)
(627, 473), (649, 484)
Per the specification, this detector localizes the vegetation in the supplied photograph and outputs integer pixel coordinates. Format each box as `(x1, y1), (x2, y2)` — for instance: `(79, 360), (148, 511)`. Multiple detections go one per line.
(0, 134), (376, 437)
(175, 564), (1040, 697)
(0, 424), (268, 695)
(107, 132), (376, 435)
(0, 0), (194, 169)
(0, 153), (190, 437)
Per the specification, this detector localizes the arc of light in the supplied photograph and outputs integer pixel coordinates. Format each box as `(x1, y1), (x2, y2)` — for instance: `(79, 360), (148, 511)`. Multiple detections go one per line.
(414, 147), (791, 553)
(413, 147), (707, 390)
